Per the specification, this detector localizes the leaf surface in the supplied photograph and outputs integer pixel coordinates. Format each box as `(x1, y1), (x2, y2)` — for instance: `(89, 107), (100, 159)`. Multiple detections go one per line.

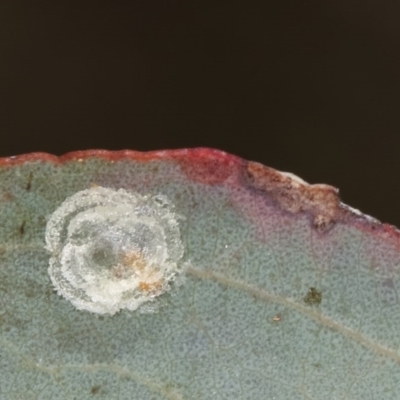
(0, 148), (399, 399)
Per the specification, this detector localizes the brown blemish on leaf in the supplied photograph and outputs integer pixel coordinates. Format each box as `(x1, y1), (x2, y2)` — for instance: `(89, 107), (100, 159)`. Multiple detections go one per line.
(90, 385), (100, 395)
(111, 251), (147, 279)
(111, 251), (165, 294)
(138, 280), (164, 293)
(245, 161), (340, 232)
(304, 287), (322, 306)
(123, 251), (147, 271)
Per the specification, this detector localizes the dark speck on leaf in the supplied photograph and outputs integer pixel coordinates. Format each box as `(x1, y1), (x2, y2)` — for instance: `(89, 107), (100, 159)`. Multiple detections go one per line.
(26, 172), (33, 191)
(90, 385), (100, 395)
(19, 221), (25, 236)
(304, 287), (322, 306)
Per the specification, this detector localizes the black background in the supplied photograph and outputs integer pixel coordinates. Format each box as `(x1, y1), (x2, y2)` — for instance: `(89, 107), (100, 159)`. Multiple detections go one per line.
(1, 2), (400, 226)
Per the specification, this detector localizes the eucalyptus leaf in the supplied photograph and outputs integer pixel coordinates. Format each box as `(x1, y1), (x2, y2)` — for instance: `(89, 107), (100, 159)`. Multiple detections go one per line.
(1, 148), (399, 399)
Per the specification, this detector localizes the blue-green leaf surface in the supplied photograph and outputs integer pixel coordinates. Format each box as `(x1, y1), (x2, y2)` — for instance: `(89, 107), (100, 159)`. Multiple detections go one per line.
(1, 148), (400, 399)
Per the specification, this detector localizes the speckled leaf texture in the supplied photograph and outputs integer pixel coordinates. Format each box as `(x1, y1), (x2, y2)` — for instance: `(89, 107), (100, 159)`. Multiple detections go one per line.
(1, 148), (400, 400)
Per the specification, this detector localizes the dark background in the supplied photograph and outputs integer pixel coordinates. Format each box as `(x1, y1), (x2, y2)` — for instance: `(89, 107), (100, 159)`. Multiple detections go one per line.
(1, 2), (400, 226)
